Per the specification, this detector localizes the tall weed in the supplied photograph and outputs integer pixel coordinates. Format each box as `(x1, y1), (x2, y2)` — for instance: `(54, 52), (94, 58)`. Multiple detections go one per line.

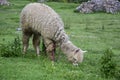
(0, 36), (22, 57)
(100, 48), (119, 79)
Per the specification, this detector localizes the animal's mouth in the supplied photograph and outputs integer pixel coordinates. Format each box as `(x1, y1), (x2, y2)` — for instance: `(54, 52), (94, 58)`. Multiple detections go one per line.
(73, 62), (78, 66)
(72, 60), (78, 66)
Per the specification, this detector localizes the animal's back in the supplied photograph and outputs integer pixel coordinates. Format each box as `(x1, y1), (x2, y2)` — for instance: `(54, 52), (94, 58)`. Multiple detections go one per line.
(20, 3), (64, 39)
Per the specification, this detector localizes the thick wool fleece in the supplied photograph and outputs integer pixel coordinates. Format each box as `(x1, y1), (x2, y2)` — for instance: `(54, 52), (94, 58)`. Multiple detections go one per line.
(20, 3), (85, 64)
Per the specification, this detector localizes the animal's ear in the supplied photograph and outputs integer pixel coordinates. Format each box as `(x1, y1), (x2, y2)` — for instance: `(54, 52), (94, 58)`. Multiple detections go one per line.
(82, 50), (87, 53)
(75, 49), (80, 53)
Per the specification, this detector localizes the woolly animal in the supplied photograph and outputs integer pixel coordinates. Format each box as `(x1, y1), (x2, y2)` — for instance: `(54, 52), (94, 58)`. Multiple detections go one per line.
(20, 3), (87, 65)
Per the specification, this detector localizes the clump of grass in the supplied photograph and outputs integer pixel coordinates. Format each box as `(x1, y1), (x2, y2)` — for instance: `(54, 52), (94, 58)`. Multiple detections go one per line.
(64, 18), (71, 29)
(100, 48), (118, 78)
(0, 5), (11, 9)
(63, 70), (84, 80)
(0, 36), (22, 57)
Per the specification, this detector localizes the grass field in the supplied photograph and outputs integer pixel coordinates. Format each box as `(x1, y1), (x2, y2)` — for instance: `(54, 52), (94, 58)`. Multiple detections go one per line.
(0, 0), (120, 80)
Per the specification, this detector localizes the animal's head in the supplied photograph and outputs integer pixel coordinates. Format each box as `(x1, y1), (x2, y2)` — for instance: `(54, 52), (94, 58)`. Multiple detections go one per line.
(68, 49), (87, 66)
(61, 41), (87, 66)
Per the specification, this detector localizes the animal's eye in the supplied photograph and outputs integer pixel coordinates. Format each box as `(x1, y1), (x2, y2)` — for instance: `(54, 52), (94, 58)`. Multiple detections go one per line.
(73, 58), (77, 62)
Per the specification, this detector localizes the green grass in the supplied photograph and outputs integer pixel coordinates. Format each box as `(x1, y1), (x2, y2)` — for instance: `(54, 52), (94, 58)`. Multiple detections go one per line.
(0, 0), (120, 80)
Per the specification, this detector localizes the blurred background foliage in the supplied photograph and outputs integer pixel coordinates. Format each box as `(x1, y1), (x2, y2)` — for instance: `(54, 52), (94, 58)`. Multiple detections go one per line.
(29, 0), (89, 3)
(30, 0), (120, 3)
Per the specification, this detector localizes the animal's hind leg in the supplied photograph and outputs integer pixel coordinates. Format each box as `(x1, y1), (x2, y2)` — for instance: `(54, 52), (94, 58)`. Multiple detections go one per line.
(33, 33), (40, 56)
(22, 32), (32, 54)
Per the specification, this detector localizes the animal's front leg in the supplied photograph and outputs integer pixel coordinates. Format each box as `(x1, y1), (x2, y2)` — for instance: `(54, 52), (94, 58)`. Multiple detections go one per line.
(47, 43), (56, 61)
(50, 48), (55, 61)
(44, 39), (56, 61)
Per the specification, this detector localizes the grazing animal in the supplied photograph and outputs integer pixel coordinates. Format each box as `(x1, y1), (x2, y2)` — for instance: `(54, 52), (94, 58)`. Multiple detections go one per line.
(20, 3), (87, 65)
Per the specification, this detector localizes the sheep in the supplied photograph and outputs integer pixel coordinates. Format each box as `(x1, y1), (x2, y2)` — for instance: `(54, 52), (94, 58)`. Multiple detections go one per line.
(20, 3), (87, 65)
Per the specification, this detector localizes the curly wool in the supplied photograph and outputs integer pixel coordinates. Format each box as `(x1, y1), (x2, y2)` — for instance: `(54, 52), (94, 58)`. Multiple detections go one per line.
(20, 3), (85, 64)
(20, 3), (66, 42)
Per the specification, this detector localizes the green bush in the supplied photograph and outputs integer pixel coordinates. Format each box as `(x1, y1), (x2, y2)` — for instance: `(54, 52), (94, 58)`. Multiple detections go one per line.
(100, 48), (117, 78)
(0, 37), (22, 57)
